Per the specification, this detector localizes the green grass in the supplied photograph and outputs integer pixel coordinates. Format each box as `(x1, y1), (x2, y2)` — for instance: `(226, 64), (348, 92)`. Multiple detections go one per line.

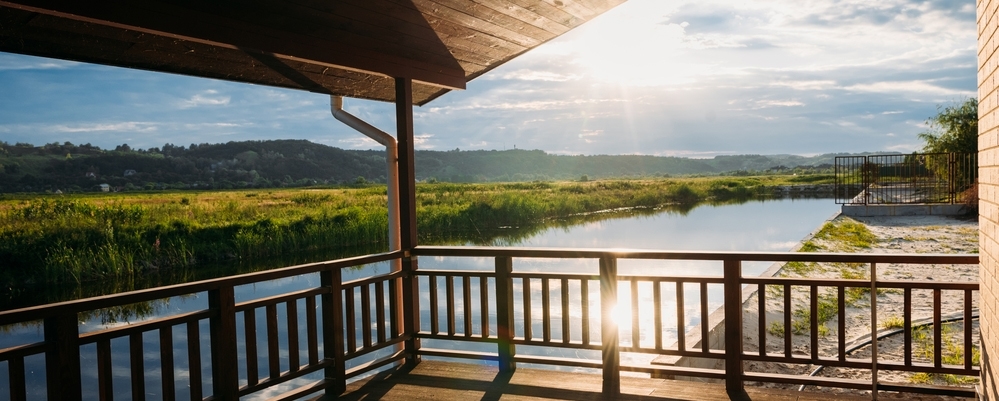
(910, 323), (980, 385)
(0, 176), (829, 287)
(812, 218), (878, 250)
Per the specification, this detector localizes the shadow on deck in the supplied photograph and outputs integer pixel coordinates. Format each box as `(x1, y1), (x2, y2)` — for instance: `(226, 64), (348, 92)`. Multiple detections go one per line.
(331, 361), (967, 401)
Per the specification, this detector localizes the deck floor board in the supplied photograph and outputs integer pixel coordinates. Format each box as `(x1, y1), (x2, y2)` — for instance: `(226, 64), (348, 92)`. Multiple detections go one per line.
(333, 361), (969, 400)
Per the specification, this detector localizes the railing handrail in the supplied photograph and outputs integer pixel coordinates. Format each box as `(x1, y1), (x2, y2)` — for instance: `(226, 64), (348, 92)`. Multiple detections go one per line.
(0, 247), (977, 326)
(0, 246), (981, 400)
(0, 250), (403, 325)
(413, 245), (979, 264)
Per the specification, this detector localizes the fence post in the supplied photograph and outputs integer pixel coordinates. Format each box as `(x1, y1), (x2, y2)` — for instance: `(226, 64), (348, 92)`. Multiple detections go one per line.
(321, 269), (346, 395)
(599, 256), (620, 395)
(402, 254), (422, 368)
(495, 256), (516, 373)
(208, 285), (239, 400)
(44, 313), (81, 401)
(723, 258), (745, 398)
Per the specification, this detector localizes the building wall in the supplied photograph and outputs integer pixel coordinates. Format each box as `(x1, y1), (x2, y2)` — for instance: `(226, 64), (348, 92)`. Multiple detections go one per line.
(980, 0), (999, 398)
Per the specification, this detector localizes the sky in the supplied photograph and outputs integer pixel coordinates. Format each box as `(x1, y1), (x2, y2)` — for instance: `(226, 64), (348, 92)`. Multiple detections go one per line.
(0, 0), (978, 157)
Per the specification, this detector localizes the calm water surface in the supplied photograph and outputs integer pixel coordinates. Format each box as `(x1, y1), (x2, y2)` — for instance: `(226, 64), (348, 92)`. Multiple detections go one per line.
(0, 198), (838, 399)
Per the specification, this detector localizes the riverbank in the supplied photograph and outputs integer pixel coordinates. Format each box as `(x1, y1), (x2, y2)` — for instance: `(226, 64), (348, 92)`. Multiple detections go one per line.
(0, 175), (833, 289)
(746, 213), (980, 391)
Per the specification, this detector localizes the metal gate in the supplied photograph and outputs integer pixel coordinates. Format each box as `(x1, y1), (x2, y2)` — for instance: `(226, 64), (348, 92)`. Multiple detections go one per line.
(834, 153), (976, 205)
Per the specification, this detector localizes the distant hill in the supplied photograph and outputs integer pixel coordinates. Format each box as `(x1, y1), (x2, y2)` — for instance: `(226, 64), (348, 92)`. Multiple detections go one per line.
(0, 140), (882, 193)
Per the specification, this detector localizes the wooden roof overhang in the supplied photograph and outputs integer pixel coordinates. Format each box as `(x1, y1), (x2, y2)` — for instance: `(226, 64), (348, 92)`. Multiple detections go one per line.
(0, 0), (625, 105)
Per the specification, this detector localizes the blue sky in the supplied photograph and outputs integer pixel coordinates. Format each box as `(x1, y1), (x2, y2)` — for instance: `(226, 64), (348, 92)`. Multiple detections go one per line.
(0, 0), (977, 157)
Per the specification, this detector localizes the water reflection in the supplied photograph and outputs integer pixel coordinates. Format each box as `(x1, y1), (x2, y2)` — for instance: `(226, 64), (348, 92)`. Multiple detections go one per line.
(0, 197), (838, 399)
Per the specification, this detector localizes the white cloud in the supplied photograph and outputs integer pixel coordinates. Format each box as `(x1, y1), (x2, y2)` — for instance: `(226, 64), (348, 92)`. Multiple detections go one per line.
(0, 54), (78, 71)
(51, 122), (158, 133)
(179, 90), (231, 109)
(496, 70), (581, 82)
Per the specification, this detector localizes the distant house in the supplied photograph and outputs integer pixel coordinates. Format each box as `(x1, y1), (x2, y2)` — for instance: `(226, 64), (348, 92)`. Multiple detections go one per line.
(99, 183), (110, 192)
(85, 172), (96, 179)
(124, 169), (137, 176)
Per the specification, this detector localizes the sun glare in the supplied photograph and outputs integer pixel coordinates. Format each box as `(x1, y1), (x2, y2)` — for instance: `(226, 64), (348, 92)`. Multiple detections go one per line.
(567, 1), (707, 87)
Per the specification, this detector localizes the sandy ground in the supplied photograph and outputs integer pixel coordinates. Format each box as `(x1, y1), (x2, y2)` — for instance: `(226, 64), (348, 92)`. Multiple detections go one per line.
(742, 213), (980, 394)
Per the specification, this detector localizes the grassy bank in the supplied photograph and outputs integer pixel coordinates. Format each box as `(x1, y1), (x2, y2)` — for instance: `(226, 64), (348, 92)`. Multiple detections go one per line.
(0, 175), (832, 287)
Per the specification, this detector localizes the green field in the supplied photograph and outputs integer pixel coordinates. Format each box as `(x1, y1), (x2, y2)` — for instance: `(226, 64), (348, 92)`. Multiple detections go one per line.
(0, 175), (832, 288)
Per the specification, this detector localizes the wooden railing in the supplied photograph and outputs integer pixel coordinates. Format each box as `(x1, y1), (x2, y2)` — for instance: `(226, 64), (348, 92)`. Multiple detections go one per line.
(0, 247), (979, 400)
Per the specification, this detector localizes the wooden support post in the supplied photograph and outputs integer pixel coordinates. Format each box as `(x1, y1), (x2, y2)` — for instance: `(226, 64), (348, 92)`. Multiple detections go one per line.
(495, 256), (516, 372)
(723, 258), (746, 398)
(208, 286), (239, 400)
(44, 313), (81, 401)
(599, 256), (620, 395)
(396, 77), (421, 368)
(321, 269), (346, 396)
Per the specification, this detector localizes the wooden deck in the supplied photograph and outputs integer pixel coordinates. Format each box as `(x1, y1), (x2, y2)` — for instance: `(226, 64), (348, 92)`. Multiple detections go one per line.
(335, 361), (970, 401)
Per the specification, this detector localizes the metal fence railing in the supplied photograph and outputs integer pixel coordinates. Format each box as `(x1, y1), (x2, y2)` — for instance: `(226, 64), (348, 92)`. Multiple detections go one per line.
(834, 153), (977, 205)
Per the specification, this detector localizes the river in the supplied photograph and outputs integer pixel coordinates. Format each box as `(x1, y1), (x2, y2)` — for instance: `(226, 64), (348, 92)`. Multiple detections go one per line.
(0, 197), (839, 399)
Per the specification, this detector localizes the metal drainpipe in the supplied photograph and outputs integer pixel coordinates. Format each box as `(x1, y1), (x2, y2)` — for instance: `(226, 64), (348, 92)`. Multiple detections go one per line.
(330, 95), (402, 264)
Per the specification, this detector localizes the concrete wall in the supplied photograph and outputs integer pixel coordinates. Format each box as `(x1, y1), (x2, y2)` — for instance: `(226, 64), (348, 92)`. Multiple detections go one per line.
(979, 0), (999, 398)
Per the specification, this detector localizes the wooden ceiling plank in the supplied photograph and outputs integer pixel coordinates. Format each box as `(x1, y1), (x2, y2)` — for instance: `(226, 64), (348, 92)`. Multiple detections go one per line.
(145, 0), (466, 81)
(1, 0), (467, 89)
(503, 0), (582, 28)
(409, 0), (543, 49)
(539, 0), (599, 21)
(5, 12), (415, 101)
(462, 0), (570, 35)
(373, 0), (531, 59)
(425, 0), (559, 41)
(299, 0), (520, 65)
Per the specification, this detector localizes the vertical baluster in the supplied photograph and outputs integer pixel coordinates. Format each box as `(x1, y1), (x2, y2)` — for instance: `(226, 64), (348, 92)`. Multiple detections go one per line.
(600, 256), (620, 395)
(287, 300), (300, 372)
(653, 280), (662, 351)
(582, 278), (591, 346)
(389, 277), (400, 339)
(130, 332), (145, 401)
(361, 284), (372, 348)
(306, 296), (319, 365)
(904, 288), (912, 366)
(401, 257), (421, 368)
(809, 285), (818, 363)
(266, 304), (280, 379)
(495, 256), (516, 373)
(429, 275), (439, 335)
(9, 356), (26, 401)
(631, 279), (640, 348)
(321, 268), (346, 396)
(562, 278), (570, 344)
(676, 282), (685, 352)
(758, 284), (766, 357)
(933, 289), (942, 368)
(480, 277), (490, 339)
(345, 287), (357, 352)
(208, 286), (239, 400)
(523, 278), (533, 341)
(723, 259), (744, 397)
(44, 313), (82, 401)
(97, 340), (112, 401)
(463, 276), (472, 337)
(446, 275), (456, 337)
(244, 309), (258, 386)
(838, 286), (846, 363)
(783, 284), (792, 358)
(160, 327), (176, 401)
(965, 289), (973, 370)
(700, 282), (709, 353)
(376, 281), (386, 343)
(187, 320), (203, 400)
(542, 278), (551, 343)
